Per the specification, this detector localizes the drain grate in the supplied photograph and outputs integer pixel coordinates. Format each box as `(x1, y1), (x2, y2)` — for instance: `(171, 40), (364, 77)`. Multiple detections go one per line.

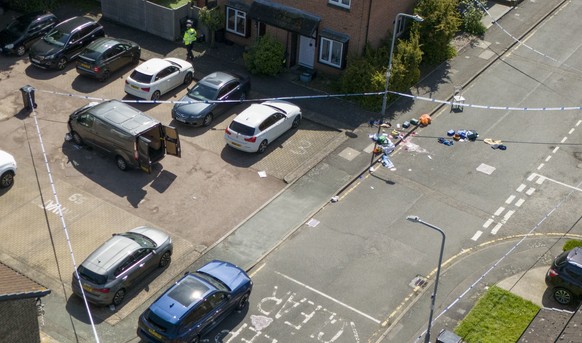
(409, 275), (428, 289)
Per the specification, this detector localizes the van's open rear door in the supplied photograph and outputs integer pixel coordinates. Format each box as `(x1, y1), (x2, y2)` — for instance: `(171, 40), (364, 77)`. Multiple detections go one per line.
(137, 136), (152, 174)
(163, 125), (181, 158)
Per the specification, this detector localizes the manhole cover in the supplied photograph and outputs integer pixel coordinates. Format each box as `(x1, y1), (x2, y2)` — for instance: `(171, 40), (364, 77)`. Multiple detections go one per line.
(410, 275), (428, 289)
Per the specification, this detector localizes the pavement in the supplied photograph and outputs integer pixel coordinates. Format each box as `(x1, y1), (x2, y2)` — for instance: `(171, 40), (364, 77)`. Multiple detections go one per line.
(1, 0), (574, 341)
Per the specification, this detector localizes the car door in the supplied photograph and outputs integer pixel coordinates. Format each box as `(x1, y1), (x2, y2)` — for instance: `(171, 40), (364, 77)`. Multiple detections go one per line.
(204, 292), (231, 331)
(218, 81), (240, 112)
(105, 44), (126, 72)
(179, 300), (213, 340)
(162, 125), (181, 158)
(260, 113), (287, 142)
(137, 136), (152, 174)
(68, 25), (98, 60)
(73, 112), (97, 145)
(24, 18), (53, 48)
(154, 67), (173, 94)
(166, 65), (181, 91)
(115, 248), (155, 288)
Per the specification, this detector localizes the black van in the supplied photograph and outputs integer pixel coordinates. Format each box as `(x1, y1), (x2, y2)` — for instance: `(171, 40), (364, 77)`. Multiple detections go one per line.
(67, 100), (181, 173)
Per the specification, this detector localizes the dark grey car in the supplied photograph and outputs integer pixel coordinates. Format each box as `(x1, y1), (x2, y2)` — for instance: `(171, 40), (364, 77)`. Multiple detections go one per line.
(71, 226), (173, 306)
(0, 11), (58, 56)
(172, 71), (251, 127)
(545, 247), (582, 305)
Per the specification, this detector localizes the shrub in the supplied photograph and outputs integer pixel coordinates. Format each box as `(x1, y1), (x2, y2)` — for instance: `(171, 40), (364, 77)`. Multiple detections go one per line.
(198, 6), (224, 48)
(243, 36), (285, 76)
(414, 0), (461, 65)
(563, 239), (582, 252)
(459, 0), (487, 36)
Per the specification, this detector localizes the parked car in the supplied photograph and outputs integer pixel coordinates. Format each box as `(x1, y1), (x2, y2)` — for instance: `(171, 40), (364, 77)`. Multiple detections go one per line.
(71, 226), (173, 306)
(76, 37), (140, 81)
(137, 260), (252, 343)
(0, 149), (17, 188)
(67, 100), (181, 173)
(125, 57), (194, 101)
(224, 100), (302, 153)
(0, 11), (58, 56)
(545, 247), (582, 305)
(172, 71), (250, 127)
(29, 16), (104, 70)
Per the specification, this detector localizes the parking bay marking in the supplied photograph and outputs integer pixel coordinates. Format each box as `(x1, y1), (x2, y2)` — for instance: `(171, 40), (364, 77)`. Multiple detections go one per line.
(275, 271), (381, 324)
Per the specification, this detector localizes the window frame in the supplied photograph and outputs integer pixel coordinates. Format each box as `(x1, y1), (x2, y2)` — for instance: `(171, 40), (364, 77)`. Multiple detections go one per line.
(328, 0), (351, 10)
(318, 37), (345, 69)
(226, 7), (247, 37)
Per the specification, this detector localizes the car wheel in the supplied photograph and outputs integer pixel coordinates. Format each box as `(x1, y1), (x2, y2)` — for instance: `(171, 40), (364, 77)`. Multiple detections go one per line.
(100, 70), (110, 82)
(292, 116), (301, 129)
(71, 131), (83, 145)
(553, 288), (574, 305)
(56, 57), (67, 70)
(202, 113), (214, 127)
(151, 90), (161, 101)
(15, 45), (26, 57)
(0, 171), (14, 188)
(257, 140), (268, 154)
(159, 251), (171, 268)
(236, 292), (250, 311)
(183, 72), (193, 85)
(112, 288), (126, 306)
(116, 156), (128, 171)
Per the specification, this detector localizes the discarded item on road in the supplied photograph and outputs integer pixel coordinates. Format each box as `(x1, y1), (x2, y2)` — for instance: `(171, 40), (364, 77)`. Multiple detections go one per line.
(403, 121), (411, 128)
(258, 171), (267, 177)
(484, 138), (502, 145)
(331, 196), (339, 203)
(438, 137), (454, 146)
(410, 118), (419, 125)
(447, 130), (455, 136)
(419, 114), (431, 126)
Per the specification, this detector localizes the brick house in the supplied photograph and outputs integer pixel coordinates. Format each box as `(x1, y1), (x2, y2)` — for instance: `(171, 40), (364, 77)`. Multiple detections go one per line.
(0, 262), (51, 343)
(217, 0), (417, 73)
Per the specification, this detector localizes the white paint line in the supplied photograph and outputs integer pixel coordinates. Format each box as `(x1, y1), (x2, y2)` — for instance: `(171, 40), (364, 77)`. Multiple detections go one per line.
(483, 219), (494, 229)
(471, 231), (483, 241)
(526, 187), (536, 196)
(503, 210), (515, 221)
(516, 184), (526, 192)
(537, 163), (544, 170)
(545, 155), (552, 162)
(576, 120), (582, 127)
(275, 271), (381, 324)
(491, 223), (503, 235)
(536, 176), (546, 184)
(527, 174), (536, 182)
(515, 198), (525, 207)
(568, 128), (575, 135)
(530, 173), (582, 192)
(552, 146), (559, 154)
(494, 207), (505, 216)
(505, 195), (515, 204)
(561, 136), (567, 143)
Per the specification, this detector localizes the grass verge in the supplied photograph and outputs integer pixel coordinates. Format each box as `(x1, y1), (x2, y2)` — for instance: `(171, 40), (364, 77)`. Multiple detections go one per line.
(455, 285), (540, 343)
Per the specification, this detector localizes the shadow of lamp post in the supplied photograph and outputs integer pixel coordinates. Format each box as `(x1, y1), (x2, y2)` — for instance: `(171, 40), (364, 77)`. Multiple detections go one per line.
(370, 13), (423, 169)
(406, 215), (446, 343)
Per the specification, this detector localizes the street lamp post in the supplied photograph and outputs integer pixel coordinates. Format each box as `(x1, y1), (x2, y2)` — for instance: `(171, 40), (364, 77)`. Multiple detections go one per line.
(406, 215), (446, 343)
(370, 13), (423, 168)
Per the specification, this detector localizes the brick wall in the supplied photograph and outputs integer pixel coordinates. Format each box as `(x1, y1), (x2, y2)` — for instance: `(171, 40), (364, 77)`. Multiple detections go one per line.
(0, 298), (40, 343)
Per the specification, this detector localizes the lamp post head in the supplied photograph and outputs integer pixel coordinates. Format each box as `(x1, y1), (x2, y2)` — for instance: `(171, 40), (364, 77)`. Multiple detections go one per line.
(407, 215), (420, 222)
(412, 14), (424, 22)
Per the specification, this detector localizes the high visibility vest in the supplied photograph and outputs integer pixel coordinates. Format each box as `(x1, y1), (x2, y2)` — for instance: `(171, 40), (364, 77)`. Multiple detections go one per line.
(183, 28), (197, 45)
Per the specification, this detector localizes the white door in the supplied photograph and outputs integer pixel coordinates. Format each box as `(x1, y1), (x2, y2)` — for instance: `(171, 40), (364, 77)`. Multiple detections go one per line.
(298, 35), (315, 68)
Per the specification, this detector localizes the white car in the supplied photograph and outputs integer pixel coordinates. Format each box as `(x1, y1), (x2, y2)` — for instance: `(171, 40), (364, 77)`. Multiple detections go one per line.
(0, 150), (17, 188)
(224, 100), (301, 153)
(124, 57), (194, 100)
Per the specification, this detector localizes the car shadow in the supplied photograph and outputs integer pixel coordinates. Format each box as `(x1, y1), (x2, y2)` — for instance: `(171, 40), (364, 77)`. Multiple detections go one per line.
(61, 141), (177, 208)
(71, 71), (129, 94)
(123, 83), (191, 111)
(541, 287), (580, 311)
(202, 305), (251, 342)
(24, 62), (75, 81)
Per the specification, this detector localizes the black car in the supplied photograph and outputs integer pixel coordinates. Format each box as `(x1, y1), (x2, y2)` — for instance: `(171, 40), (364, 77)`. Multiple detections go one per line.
(0, 11), (58, 56)
(545, 247), (582, 305)
(172, 71), (251, 127)
(29, 16), (104, 70)
(76, 37), (141, 81)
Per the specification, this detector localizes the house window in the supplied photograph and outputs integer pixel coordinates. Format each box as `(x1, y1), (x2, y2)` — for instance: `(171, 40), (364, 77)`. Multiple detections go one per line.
(328, 0), (350, 9)
(319, 37), (344, 68)
(226, 7), (247, 36)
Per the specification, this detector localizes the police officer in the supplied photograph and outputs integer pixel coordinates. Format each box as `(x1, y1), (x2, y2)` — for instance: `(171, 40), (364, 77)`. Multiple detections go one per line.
(183, 20), (197, 60)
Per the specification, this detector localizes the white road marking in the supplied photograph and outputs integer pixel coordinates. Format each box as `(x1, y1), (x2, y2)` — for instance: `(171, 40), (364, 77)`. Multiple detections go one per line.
(275, 271), (381, 324)
(527, 174), (536, 182)
(483, 219), (494, 228)
(552, 146), (559, 154)
(516, 184), (526, 192)
(568, 128), (575, 135)
(561, 136), (567, 143)
(503, 210), (515, 222)
(545, 155), (552, 162)
(491, 223), (503, 235)
(494, 207), (505, 216)
(471, 231), (483, 241)
(526, 187), (536, 196)
(536, 176), (545, 184)
(529, 173), (582, 192)
(515, 198), (525, 207)
(505, 195), (515, 204)
(537, 163), (544, 170)
(576, 120), (582, 127)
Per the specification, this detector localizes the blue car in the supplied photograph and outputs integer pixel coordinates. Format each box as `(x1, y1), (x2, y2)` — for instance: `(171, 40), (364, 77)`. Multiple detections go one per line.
(137, 260), (252, 342)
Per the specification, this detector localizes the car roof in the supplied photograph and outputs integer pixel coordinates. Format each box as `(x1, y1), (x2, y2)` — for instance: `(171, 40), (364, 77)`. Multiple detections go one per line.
(53, 16), (98, 32)
(233, 103), (278, 128)
(199, 71), (237, 89)
(86, 37), (131, 49)
(135, 58), (174, 74)
(80, 234), (142, 275)
(17, 11), (56, 23)
(82, 100), (159, 135)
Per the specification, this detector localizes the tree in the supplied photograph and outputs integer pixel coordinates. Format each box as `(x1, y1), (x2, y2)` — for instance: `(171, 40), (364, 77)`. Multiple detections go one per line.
(459, 0), (487, 36)
(198, 6), (224, 48)
(413, 0), (461, 65)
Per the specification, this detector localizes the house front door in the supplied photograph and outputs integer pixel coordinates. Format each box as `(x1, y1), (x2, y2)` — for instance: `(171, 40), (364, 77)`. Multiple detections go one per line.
(298, 35), (315, 68)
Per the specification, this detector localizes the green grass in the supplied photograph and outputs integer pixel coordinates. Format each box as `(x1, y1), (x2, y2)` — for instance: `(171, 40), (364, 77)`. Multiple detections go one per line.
(455, 286), (540, 343)
(148, 0), (189, 9)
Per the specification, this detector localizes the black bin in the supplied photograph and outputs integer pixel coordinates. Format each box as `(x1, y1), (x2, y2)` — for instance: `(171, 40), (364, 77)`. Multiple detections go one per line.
(436, 329), (462, 343)
(20, 85), (37, 110)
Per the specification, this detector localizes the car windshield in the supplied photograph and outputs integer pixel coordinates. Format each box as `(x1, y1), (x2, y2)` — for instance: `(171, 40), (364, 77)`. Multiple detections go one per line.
(6, 18), (28, 35)
(119, 232), (157, 248)
(168, 276), (211, 307)
(229, 121), (255, 137)
(43, 29), (69, 47)
(130, 70), (153, 84)
(78, 265), (107, 285)
(187, 83), (218, 101)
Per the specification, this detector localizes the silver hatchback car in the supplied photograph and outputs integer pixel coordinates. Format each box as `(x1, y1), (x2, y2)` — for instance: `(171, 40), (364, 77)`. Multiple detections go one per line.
(72, 226), (173, 306)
